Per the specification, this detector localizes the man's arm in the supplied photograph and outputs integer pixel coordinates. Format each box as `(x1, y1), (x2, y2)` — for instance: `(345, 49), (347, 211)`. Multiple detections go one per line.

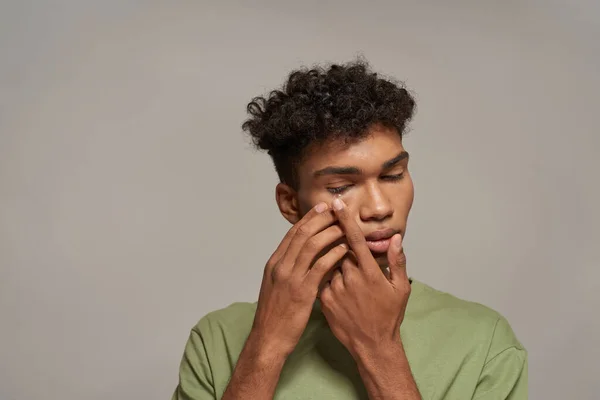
(473, 346), (527, 400)
(219, 203), (347, 399)
(172, 328), (215, 400)
(171, 322), (289, 400)
(173, 203), (348, 400)
(353, 340), (421, 400)
(220, 333), (287, 400)
(319, 198), (421, 400)
(473, 316), (528, 400)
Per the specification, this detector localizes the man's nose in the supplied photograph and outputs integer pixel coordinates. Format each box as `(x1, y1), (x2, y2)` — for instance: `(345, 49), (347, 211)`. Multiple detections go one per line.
(359, 183), (393, 222)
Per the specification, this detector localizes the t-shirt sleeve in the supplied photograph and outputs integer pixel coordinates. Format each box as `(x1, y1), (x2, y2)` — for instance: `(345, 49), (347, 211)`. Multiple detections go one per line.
(171, 327), (216, 400)
(473, 316), (528, 400)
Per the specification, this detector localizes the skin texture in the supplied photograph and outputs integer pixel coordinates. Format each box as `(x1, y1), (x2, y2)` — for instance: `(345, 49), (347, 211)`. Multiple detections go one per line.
(222, 125), (421, 400)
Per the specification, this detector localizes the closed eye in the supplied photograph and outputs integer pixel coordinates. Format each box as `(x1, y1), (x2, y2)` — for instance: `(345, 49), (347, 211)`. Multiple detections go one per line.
(381, 172), (405, 182)
(327, 184), (353, 195)
(327, 173), (404, 194)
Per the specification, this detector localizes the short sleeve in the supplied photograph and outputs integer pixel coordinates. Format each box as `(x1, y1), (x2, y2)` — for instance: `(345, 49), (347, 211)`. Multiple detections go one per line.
(171, 328), (216, 400)
(473, 317), (528, 400)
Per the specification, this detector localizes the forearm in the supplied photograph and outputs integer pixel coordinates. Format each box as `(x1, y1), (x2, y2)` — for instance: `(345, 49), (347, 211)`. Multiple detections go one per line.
(221, 332), (287, 400)
(354, 340), (421, 400)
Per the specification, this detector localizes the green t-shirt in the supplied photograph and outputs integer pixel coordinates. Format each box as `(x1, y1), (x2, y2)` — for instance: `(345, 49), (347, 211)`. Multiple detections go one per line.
(172, 280), (527, 399)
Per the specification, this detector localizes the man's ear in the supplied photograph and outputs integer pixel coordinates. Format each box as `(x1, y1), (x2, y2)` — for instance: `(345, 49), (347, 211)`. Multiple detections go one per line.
(275, 183), (301, 224)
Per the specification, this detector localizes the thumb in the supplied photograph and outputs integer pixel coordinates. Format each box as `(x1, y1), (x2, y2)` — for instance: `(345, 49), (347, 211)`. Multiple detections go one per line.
(387, 234), (407, 284)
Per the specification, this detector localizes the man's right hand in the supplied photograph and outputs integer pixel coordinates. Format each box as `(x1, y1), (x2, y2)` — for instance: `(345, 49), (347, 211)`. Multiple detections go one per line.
(221, 202), (346, 400)
(249, 201), (347, 358)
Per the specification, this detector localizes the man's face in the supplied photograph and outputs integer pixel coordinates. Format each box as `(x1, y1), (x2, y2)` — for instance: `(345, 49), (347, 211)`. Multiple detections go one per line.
(290, 124), (414, 267)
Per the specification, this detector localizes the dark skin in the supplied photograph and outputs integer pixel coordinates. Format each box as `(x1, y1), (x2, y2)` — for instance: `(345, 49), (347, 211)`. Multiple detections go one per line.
(222, 124), (420, 400)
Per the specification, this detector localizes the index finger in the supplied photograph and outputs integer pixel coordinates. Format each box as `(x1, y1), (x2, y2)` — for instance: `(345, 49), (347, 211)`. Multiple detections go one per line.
(270, 202), (330, 263)
(331, 198), (378, 272)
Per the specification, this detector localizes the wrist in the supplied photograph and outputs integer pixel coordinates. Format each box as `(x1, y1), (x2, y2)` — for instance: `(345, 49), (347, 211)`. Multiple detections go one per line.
(354, 339), (421, 400)
(245, 329), (291, 365)
(222, 329), (289, 400)
(354, 337), (405, 370)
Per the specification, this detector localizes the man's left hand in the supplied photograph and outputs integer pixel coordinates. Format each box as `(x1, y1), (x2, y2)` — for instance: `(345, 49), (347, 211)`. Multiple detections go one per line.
(319, 197), (411, 359)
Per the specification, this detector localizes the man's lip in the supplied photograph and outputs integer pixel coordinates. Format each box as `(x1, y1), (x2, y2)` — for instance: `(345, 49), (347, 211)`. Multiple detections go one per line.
(365, 228), (398, 241)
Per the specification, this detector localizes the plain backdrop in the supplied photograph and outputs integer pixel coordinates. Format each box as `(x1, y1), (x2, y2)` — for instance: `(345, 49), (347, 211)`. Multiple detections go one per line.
(1, 1), (599, 399)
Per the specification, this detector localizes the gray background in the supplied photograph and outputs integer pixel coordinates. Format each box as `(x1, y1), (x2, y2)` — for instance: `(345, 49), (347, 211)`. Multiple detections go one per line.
(1, 1), (599, 399)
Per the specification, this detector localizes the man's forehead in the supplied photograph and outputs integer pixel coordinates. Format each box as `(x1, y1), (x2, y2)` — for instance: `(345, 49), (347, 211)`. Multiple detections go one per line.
(303, 132), (405, 172)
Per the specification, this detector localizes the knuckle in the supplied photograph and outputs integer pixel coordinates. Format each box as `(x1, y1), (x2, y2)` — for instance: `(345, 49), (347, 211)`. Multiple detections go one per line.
(312, 258), (327, 273)
(295, 224), (311, 239)
(265, 257), (277, 271)
(343, 270), (357, 286)
(394, 277), (411, 293)
(331, 272), (344, 290)
(401, 280), (412, 295)
(331, 279), (343, 292)
(320, 287), (333, 304)
(304, 237), (320, 254)
(272, 265), (289, 281)
(263, 265), (273, 281)
(289, 224), (300, 237)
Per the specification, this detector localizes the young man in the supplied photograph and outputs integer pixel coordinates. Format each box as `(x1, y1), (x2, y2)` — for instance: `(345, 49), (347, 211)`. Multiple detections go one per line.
(172, 60), (527, 399)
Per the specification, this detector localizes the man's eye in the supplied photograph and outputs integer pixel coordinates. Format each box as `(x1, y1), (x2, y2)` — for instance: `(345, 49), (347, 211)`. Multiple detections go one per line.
(381, 173), (405, 182)
(327, 185), (352, 195)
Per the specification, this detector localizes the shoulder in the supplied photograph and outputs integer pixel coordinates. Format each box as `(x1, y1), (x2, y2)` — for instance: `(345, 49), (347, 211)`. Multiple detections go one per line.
(193, 301), (257, 334)
(409, 280), (525, 356)
(190, 302), (258, 353)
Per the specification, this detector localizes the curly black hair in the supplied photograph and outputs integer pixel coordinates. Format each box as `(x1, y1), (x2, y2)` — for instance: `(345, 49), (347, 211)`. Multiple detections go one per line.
(242, 59), (416, 189)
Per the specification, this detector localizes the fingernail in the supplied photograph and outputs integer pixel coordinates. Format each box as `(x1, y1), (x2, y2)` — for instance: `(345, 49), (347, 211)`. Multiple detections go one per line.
(315, 202), (328, 213)
(333, 198), (344, 211)
(392, 234), (402, 250)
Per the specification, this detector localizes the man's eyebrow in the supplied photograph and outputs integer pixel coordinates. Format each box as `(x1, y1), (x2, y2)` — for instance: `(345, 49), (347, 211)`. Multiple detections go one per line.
(382, 151), (410, 169)
(313, 166), (362, 177)
(313, 151), (410, 178)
